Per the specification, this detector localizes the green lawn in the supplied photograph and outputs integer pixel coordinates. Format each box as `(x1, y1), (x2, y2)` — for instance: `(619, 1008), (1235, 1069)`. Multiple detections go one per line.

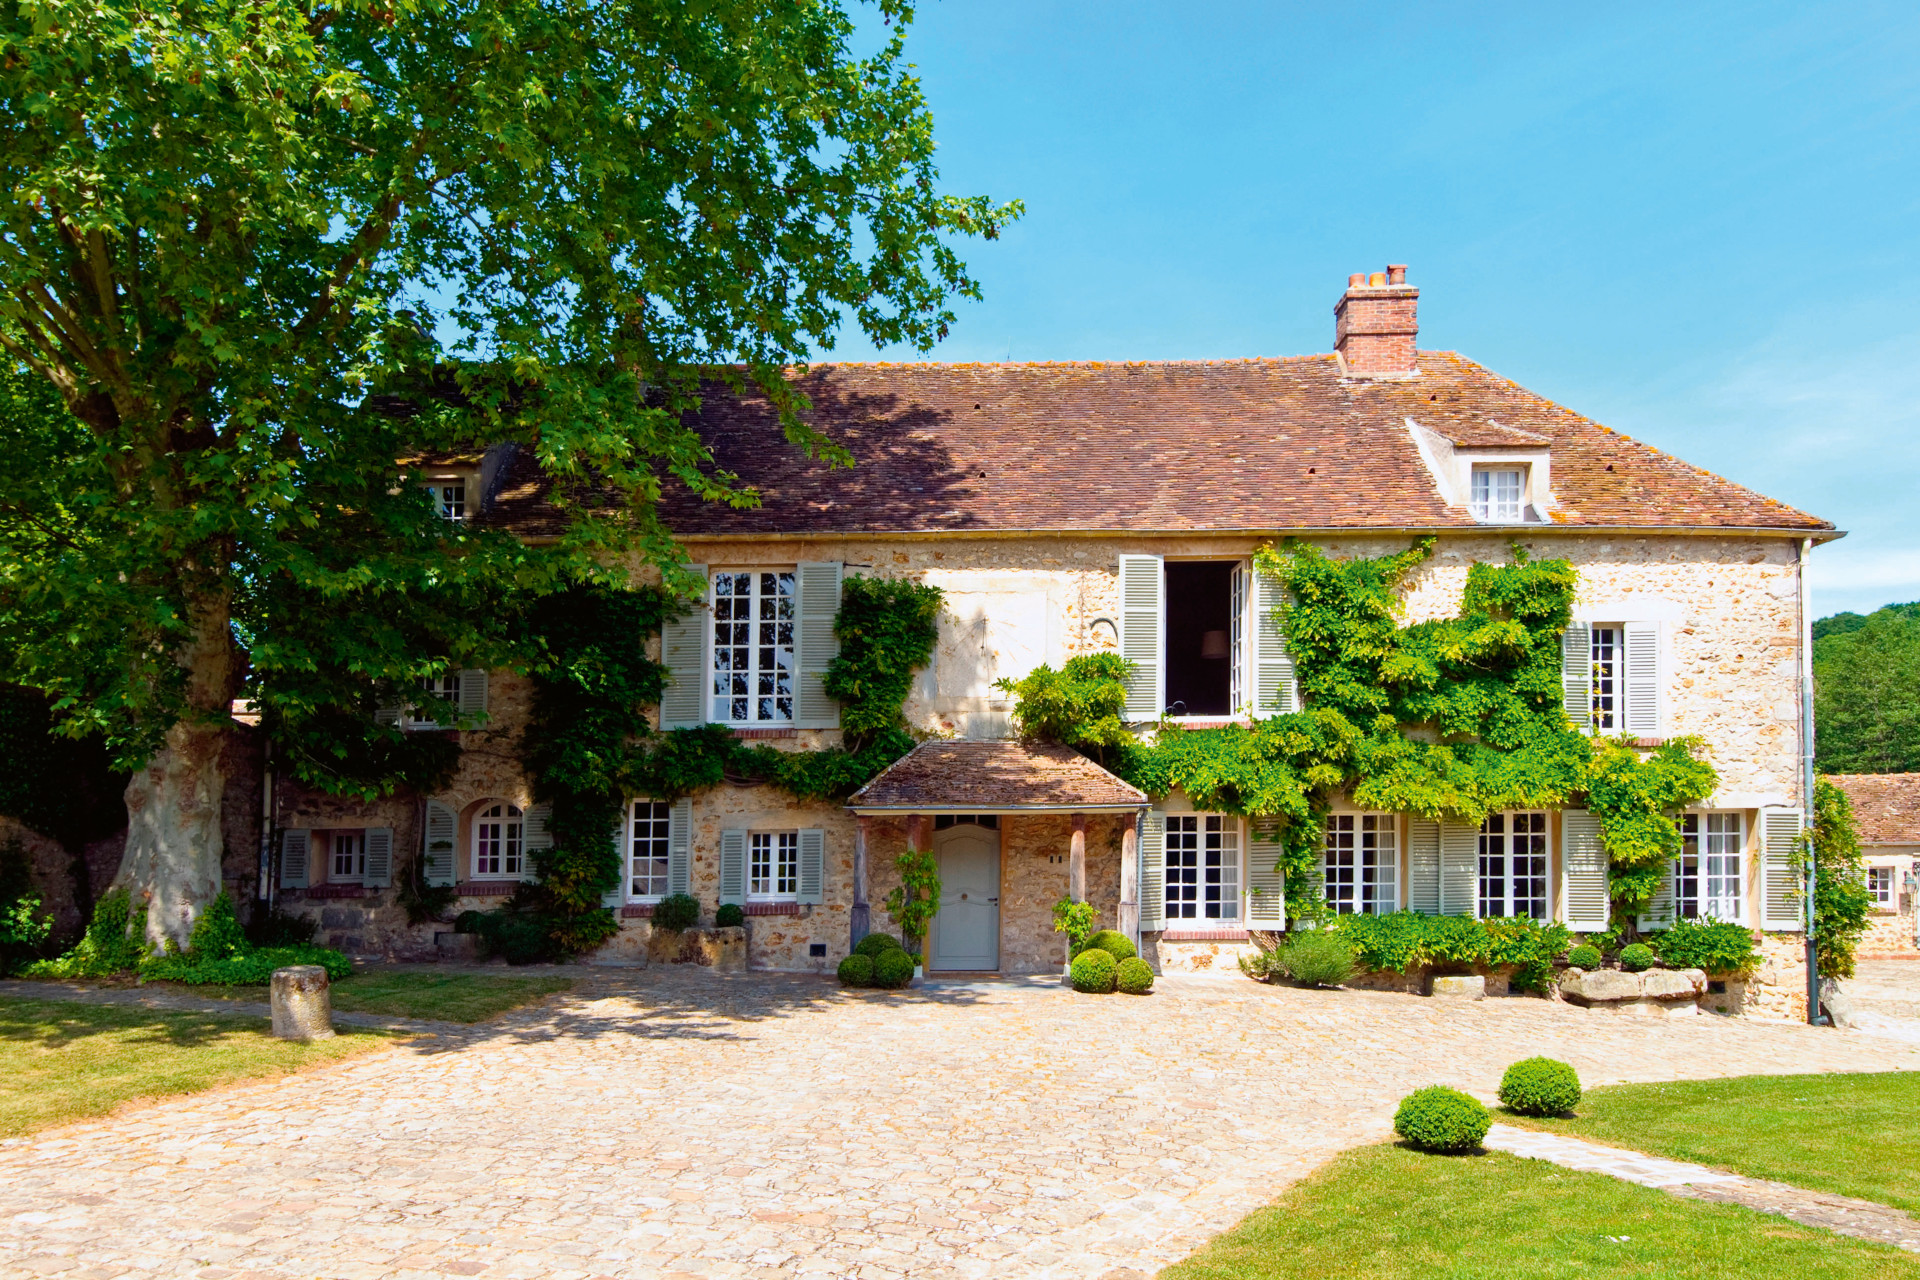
(1162, 1143), (1920, 1280)
(1503, 1072), (1920, 1213)
(179, 971), (575, 1023)
(0, 996), (397, 1138)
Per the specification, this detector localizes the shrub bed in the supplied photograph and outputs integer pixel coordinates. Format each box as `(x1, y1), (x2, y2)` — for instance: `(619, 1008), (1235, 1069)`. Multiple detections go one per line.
(1394, 1086), (1491, 1153)
(1274, 929), (1355, 988)
(1646, 919), (1757, 975)
(1499, 1057), (1582, 1116)
(714, 903), (745, 928)
(651, 893), (701, 932)
(27, 891), (353, 985)
(1328, 911), (1568, 991)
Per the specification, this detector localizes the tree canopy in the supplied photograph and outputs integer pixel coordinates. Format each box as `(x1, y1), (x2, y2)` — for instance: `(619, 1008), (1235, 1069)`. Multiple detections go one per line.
(0, 0), (1018, 944)
(1814, 603), (1920, 775)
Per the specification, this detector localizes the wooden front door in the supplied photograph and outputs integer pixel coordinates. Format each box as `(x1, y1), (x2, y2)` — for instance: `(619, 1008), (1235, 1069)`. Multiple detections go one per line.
(932, 824), (1000, 971)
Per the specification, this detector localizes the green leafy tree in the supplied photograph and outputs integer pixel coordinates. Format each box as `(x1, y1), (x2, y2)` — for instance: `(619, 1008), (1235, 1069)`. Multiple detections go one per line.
(1815, 606), (1920, 774)
(0, 0), (1017, 948)
(1811, 776), (1872, 978)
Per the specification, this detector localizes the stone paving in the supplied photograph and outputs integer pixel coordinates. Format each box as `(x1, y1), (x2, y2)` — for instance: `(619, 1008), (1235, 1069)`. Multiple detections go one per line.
(4, 970), (1919, 1280)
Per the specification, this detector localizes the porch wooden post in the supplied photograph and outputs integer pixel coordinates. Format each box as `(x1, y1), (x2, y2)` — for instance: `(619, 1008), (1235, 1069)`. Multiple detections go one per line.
(850, 814), (872, 950)
(1069, 813), (1087, 904)
(1119, 817), (1139, 946)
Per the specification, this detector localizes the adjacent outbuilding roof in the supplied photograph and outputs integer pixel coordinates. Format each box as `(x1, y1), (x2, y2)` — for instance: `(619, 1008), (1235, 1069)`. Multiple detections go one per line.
(847, 740), (1147, 814)
(484, 351), (1833, 538)
(1829, 774), (1920, 847)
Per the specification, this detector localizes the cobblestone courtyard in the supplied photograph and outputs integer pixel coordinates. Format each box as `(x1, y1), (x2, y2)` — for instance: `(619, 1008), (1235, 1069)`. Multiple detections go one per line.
(5, 970), (1919, 1280)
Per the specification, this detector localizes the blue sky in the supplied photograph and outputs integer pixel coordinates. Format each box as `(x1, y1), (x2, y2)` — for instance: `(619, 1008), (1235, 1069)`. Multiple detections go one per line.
(829, 1), (1920, 618)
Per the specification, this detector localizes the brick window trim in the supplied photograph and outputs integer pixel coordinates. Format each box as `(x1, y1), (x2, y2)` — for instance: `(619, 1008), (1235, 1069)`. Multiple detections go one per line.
(732, 727), (798, 741)
(456, 880), (520, 898)
(1158, 927), (1251, 942)
(298, 884), (368, 900)
(743, 901), (804, 917)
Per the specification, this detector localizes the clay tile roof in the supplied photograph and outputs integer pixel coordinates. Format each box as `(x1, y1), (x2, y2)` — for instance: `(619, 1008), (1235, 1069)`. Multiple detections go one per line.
(481, 351), (1833, 537)
(848, 740), (1147, 812)
(1829, 774), (1920, 846)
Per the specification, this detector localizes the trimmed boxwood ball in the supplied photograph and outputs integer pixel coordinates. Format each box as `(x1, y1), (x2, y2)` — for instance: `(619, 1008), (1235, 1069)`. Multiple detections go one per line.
(1071, 948), (1118, 993)
(651, 893), (700, 932)
(1619, 942), (1657, 972)
(1393, 1086), (1491, 1153)
(854, 932), (903, 958)
(1080, 930), (1136, 962)
(837, 954), (873, 986)
(1499, 1057), (1582, 1116)
(871, 947), (915, 989)
(1565, 943), (1602, 969)
(1116, 956), (1155, 994)
(713, 903), (745, 928)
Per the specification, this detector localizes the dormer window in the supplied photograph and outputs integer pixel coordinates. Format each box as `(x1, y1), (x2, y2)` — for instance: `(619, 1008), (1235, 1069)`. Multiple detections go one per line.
(1470, 466), (1525, 522)
(430, 481), (467, 521)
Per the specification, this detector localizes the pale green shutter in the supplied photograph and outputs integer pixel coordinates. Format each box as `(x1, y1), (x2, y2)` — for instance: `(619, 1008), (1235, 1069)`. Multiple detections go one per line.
(603, 810), (626, 908)
(423, 800), (458, 886)
(1623, 622), (1659, 735)
(719, 829), (747, 906)
(795, 562), (844, 728)
(363, 827), (394, 889)
(523, 803), (552, 881)
(1139, 809), (1166, 932)
(667, 797), (693, 895)
(1560, 808), (1610, 932)
(374, 700), (403, 728)
(1118, 555), (1164, 720)
(279, 829), (311, 889)
(1638, 860), (1675, 932)
(1440, 819), (1479, 916)
(1562, 624), (1591, 731)
(1760, 807), (1805, 931)
(1408, 818), (1440, 914)
(457, 669), (488, 723)
(797, 829), (826, 905)
(1246, 816), (1286, 926)
(658, 566), (708, 729)
(1251, 563), (1297, 715)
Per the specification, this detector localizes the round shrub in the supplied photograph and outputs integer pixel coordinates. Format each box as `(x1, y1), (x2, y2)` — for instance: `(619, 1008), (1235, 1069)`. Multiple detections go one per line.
(854, 932), (903, 958)
(1565, 943), (1602, 970)
(1619, 943), (1657, 972)
(871, 947), (915, 989)
(1277, 928), (1356, 988)
(837, 954), (874, 986)
(1499, 1057), (1582, 1117)
(652, 893), (701, 932)
(1393, 1086), (1491, 1153)
(1080, 929), (1137, 962)
(1070, 947), (1118, 993)
(1116, 956), (1155, 994)
(714, 903), (745, 928)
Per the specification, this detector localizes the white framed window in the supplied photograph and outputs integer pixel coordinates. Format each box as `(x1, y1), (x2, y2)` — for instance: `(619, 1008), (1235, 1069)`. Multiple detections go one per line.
(1676, 812), (1743, 922)
(1589, 626), (1619, 731)
(405, 673), (463, 729)
(328, 831), (365, 883)
(1868, 866), (1896, 907)
(473, 802), (524, 879)
(1325, 813), (1397, 914)
(425, 482), (466, 521)
(749, 831), (799, 901)
(629, 800), (671, 901)
(1228, 564), (1246, 715)
(1165, 814), (1241, 921)
(1469, 466), (1524, 522)
(712, 571), (797, 723)
(1479, 811), (1548, 918)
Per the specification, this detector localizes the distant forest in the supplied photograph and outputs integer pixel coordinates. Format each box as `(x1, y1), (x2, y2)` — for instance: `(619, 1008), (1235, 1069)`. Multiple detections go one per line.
(1815, 601), (1920, 774)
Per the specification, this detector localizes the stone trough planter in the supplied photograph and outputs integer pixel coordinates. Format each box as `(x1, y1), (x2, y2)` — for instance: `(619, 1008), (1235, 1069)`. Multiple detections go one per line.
(1557, 966), (1707, 1016)
(645, 924), (747, 972)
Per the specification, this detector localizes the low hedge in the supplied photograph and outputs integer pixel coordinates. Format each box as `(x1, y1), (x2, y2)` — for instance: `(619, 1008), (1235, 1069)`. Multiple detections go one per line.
(651, 893), (701, 932)
(1116, 956), (1155, 995)
(1393, 1086), (1490, 1153)
(1565, 943), (1603, 969)
(1078, 929), (1136, 962)
(1619, 942), (1657, 972)
(1071, 948), (1118, 993)
(837, 954), (874, 986)
(27, 890), (353, 985)
(1646, 918), (1758, 975)
(1274, 929), (1355, 988)
(1498, 1057), (1582, 1117)
(714, 903), (745, 928)
(871, 947), (915, 989)
(1330, 911), (1569, 990)
(854, 932), (903, 958)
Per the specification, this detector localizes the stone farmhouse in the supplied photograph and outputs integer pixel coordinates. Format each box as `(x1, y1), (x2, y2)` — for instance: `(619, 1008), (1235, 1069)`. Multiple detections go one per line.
(259, 265), (1836, 1004)
(1832, 773), (1920, 954)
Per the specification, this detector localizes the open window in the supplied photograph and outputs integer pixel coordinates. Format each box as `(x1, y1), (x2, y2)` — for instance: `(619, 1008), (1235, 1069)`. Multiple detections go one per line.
(1118, 555), (1296, 721)
(1163, 561), (1236, 717)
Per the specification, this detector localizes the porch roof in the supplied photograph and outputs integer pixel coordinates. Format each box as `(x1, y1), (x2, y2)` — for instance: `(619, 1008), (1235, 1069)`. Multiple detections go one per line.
(847, 740), (1148, 815)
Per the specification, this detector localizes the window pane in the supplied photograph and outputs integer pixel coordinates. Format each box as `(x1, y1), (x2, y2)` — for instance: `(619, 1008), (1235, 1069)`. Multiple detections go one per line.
(1166, 816), (1199, 920)
(630, 800), (671, 899)
(714, 571), (796, 724)
(1590, 627), (1618, 730)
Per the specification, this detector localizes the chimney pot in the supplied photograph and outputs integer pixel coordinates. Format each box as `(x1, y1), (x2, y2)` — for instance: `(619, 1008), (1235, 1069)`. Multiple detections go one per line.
(1334, 262), (1418, 377)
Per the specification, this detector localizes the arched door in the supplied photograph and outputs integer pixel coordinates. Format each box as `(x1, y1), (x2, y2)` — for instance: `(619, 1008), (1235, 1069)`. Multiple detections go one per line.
(932, 819), (1001, 971)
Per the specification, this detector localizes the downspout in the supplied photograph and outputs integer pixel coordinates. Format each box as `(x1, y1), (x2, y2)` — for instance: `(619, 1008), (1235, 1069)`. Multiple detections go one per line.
(257, 731), (275, 911)
(1800, 537), (1820, 1025)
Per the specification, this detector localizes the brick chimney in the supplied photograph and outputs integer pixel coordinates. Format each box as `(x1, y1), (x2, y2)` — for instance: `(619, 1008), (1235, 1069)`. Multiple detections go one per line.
(1334, 264), (1418, 376)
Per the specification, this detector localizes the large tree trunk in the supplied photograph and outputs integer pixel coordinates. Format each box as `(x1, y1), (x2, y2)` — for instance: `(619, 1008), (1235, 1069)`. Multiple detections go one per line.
(113, 574), (236, 952)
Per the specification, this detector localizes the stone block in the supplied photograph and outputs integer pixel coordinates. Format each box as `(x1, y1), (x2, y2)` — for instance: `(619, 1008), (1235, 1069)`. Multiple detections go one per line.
(1559, 968), (1641, 1003)
(271, 965), (335, 1041)
(584, 919), (652, 967)
(1641, 968), (1706, 1000)
(1430, 974), (1485, 1000)
(647, 925), (747, 972)
(435, 931), (481, 961)
(1821, 977), (1856, 1029)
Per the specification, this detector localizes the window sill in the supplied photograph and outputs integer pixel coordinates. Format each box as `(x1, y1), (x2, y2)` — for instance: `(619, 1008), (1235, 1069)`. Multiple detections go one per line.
(1159, 926), (1249, 942)
(744, 901), (805, 916)
(457, 880), (522, 897)
(620, 903), (655, 919)
(730, 727), (798, 740)
(297, 884), (369, 899)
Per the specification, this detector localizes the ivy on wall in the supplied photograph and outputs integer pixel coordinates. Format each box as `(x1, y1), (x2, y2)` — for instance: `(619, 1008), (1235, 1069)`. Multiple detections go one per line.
(485, 574), (943, 959)
(998, 539), (1718, 927)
